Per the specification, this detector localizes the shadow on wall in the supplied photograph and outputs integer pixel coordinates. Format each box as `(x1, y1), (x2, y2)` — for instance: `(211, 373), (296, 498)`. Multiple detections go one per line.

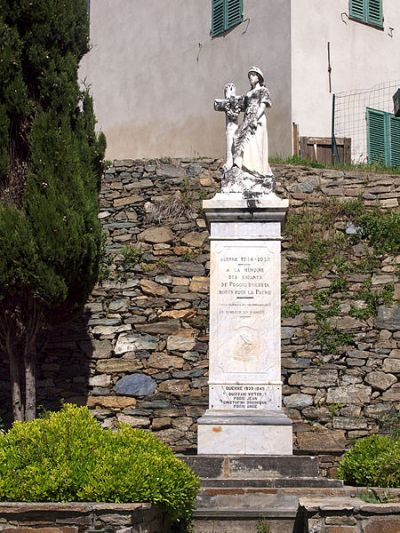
(0, 311), (93, 428)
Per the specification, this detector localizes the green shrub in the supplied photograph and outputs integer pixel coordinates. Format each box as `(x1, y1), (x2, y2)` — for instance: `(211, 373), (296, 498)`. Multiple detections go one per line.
(0, 404), (200, 525)
(337, 434), (400, 488)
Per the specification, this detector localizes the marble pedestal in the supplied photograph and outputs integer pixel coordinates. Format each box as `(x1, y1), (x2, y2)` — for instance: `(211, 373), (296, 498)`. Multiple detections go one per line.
(198, 192), (292, 455)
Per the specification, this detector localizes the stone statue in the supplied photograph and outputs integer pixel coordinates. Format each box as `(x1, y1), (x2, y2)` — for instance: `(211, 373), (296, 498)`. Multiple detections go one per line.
(214, 67), (274, 194)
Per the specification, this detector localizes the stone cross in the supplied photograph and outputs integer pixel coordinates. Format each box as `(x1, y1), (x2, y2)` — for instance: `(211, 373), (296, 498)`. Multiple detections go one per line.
(214, 84), (245, 170)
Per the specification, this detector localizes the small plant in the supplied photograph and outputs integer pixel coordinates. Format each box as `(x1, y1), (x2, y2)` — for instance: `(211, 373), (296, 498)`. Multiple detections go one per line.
(350, 280), (395, 319)
(337, 434), (400, 488)
(327, 403), (343, 417)
(182, 251), (195, 261)
(330, 276), (348, 293)
(358, 488), (392, 504)
(282, 300), (301, 318)
(313, 290), (353, 354)
(256, 518), (272, 533)
(357, 210), (400, 255)
(146, 191), (198, 223)
(0, 405), (200, 526)
(139, 258), (169, 273)
(121, 245), (144, 267)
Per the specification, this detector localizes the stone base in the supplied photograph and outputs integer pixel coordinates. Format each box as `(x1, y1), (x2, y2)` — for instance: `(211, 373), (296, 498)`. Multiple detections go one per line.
(197, 409), (293, 455)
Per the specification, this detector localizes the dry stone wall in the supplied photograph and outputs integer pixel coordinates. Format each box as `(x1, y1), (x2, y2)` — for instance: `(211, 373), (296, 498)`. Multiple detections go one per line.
(1, 159), (400, 471)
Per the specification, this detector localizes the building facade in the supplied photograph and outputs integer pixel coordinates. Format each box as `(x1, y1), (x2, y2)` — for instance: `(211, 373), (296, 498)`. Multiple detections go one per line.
(80, 0), (400, 163)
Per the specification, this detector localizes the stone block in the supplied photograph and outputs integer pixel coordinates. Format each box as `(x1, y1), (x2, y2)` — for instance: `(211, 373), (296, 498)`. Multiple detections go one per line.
(87, 396), (136, 409)
(139, 279), (169, 296)
(382, 383), (400, 401)
(327, 385), (371, 405)
(382, 358), (400, 373)
(167, 330), (196, 351)
(158, 379), (191, 394)
(138, 226), (174, 243)
(365, 371), (397, 391)
(115, 333), (159, 354)
(297, 429), (346, 452)
(284, 393), (313, 408)
(135, 320), (181, 335)
(96, 358), (143, 373)
(332, 417), (368, 430)
(3, 529), (77, 533)
(323, 525), (356, 533)
(116, 414), (150, 427)
(113, 194), (143, 207)
(363, 516), (400, 533)
(189, 276), (209, 293)
(89, 374), (112, 387)
(148, 352), (184, 369)
(114, 374), (156, 396)
(181, 231), (209, 247)
(377, 306), (400, 331)
(160, 309), (195, 319)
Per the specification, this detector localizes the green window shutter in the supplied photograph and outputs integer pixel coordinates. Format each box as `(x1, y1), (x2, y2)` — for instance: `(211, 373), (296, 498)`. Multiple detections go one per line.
(367, 108), (386, 164)
(212, 0), (225, 36)
(367, 0), (383, 27)
(349, 0), (366, 22)
(226, 0), (243, 30)
(389, 115), (400, 167)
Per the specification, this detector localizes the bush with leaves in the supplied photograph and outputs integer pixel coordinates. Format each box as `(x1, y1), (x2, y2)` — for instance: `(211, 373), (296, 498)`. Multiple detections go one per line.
(337, 434), (400, 488)
(0, 405), (200, 526)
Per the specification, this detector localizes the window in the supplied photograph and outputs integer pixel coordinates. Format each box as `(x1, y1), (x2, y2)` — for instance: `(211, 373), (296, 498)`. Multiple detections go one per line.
(211, 0), (243, 37)
(367, 108), (400, 167)
(349, 0), (383, 28)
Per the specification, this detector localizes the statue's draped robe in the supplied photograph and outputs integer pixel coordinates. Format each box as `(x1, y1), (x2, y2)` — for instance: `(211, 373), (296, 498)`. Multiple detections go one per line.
(236, 86), (272, 176)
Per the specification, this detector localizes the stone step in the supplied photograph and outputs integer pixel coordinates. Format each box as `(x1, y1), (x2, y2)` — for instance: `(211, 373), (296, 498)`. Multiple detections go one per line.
(180, 454), (320, 479)
(192, 494), (299, 533)
(192, 516), (297, 533)
(201, 477), (343, 488)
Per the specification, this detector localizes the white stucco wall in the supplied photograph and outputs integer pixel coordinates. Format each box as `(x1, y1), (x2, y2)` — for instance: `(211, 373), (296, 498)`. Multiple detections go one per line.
(291, 0), (400, 150)
(80, 0), (292, 160)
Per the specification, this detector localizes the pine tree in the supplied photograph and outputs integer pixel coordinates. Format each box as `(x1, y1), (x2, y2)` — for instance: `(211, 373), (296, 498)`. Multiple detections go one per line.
(0, 0), (105, 421)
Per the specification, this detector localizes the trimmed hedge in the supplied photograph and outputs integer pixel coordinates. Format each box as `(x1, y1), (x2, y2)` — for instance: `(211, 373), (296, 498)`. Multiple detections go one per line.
(0, 404), (199, 525)
(337, 434), (400, 488)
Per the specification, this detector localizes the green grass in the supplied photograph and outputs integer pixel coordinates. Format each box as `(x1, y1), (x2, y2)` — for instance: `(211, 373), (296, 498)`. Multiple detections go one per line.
(270, 155), (400, 175)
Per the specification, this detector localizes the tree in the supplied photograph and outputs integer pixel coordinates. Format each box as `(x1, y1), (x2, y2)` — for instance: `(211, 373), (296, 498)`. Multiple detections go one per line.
(0, 0), (106, 421)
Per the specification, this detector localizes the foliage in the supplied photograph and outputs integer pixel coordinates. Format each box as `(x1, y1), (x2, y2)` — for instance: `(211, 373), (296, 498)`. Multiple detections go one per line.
(0, 0), (105, 420)
(337, 434), (400, 488)
(270, 155), (400, 175)
(146, 190), (198, 223)
(313, 290), (353, 354)
(256, 519), (272, 533)
(285, 201), (348, 276)
(121, 245), (144, 267)
(350, 281), (394, 319)
(358, 488), (392, 504)
(356, 210), (400, 255)
(327, 403), (343, 417)
(0, 405), (200, 525)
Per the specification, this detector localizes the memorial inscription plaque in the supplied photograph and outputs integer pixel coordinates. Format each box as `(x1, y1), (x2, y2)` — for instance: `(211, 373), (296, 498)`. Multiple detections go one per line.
(209, 242), (281, 410)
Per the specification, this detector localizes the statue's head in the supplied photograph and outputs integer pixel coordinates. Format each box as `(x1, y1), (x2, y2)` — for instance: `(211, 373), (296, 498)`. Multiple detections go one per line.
(248, 66), (264, 86)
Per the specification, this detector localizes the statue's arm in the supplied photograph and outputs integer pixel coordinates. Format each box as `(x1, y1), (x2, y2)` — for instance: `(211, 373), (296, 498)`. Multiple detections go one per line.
(261, 87), (272, 108)
(256, 102), (266, 122)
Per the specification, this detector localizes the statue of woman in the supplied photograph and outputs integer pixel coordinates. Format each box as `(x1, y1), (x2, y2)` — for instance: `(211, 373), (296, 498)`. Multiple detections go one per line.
(233, 67), (272, 177)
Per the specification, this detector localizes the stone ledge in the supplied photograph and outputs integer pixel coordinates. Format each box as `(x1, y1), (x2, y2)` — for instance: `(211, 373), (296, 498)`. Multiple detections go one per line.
(0, 502), (167, 533)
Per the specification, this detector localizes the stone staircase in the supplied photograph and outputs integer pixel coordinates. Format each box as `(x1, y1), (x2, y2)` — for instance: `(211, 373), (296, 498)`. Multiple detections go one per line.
(180, 455), (343, 533)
